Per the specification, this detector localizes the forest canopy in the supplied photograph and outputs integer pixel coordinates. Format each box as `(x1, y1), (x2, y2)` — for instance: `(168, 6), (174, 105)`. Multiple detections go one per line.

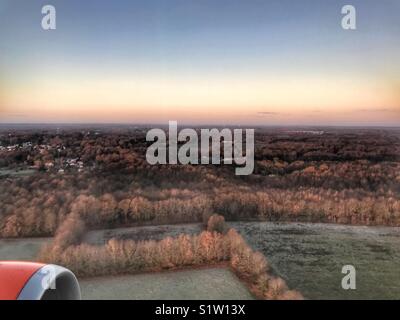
(1, 127), (399, 238)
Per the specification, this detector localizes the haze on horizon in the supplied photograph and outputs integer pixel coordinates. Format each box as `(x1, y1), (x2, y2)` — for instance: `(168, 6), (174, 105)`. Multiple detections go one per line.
(0, 0), (399, 126)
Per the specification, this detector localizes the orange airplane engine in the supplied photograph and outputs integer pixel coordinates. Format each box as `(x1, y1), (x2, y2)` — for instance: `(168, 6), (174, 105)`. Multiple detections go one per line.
(0, 261), (81, 300)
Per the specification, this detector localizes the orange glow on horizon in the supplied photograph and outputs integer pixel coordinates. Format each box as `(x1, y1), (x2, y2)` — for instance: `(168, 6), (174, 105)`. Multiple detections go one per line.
(1, 72), (399, 125)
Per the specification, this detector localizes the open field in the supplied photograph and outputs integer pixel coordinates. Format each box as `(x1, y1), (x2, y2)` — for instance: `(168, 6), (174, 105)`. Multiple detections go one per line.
(230, 221), (400, 299)
(79, 267), (254, 300)
(3, 221), (400, 300)
(84, 223), (202, 245)
(0, 169), (36, 177)
(0, 238), (49, 261)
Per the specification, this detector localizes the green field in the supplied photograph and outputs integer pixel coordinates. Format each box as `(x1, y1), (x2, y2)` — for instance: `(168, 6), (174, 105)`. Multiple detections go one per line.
(0, 168), (36, 177)
(230, 221), (400, 299)
(84, 223), (202, 245)
(0, 238), (49, 261)
(80, 268), (254, 300)
(3, 221), (400, 300)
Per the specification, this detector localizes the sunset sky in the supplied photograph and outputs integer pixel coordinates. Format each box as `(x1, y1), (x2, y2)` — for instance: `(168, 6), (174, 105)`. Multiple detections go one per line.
(0, 0), (399, 125)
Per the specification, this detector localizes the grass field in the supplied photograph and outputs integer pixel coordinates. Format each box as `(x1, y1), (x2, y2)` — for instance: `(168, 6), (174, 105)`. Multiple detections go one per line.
(3, 221), (399, 300)
(79, 267), (254, 300)
(0, 169), (36, 177)
(230, 221), (400, 299)
(0, 238), (49, 261)
(84, 223), (202, 245)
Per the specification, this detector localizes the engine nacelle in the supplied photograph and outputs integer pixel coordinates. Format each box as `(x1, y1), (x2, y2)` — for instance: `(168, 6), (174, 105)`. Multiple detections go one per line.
(0, 261), (81, 300)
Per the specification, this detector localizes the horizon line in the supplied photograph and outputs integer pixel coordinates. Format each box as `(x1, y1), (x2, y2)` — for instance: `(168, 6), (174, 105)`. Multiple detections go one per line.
(0, 122), (399, 129)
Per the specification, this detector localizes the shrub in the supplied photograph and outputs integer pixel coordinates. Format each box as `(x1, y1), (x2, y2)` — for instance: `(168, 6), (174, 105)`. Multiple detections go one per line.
(207, 214), (227, 234)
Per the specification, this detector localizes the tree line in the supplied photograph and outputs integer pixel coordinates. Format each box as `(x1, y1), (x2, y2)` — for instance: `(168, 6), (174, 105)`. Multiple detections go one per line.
(38, 214), (302, 300)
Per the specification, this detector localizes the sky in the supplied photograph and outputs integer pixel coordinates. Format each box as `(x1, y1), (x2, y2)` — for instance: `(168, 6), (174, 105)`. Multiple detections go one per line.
(0, 0), (399, 126)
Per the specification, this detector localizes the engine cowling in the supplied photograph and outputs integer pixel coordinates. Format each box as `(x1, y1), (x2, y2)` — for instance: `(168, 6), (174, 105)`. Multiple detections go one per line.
(0, 261), (81, 300)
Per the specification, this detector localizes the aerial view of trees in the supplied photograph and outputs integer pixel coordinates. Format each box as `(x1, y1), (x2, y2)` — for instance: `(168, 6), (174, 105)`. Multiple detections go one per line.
(1, 126), (399, 299)
(1, 127), (400, 238)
